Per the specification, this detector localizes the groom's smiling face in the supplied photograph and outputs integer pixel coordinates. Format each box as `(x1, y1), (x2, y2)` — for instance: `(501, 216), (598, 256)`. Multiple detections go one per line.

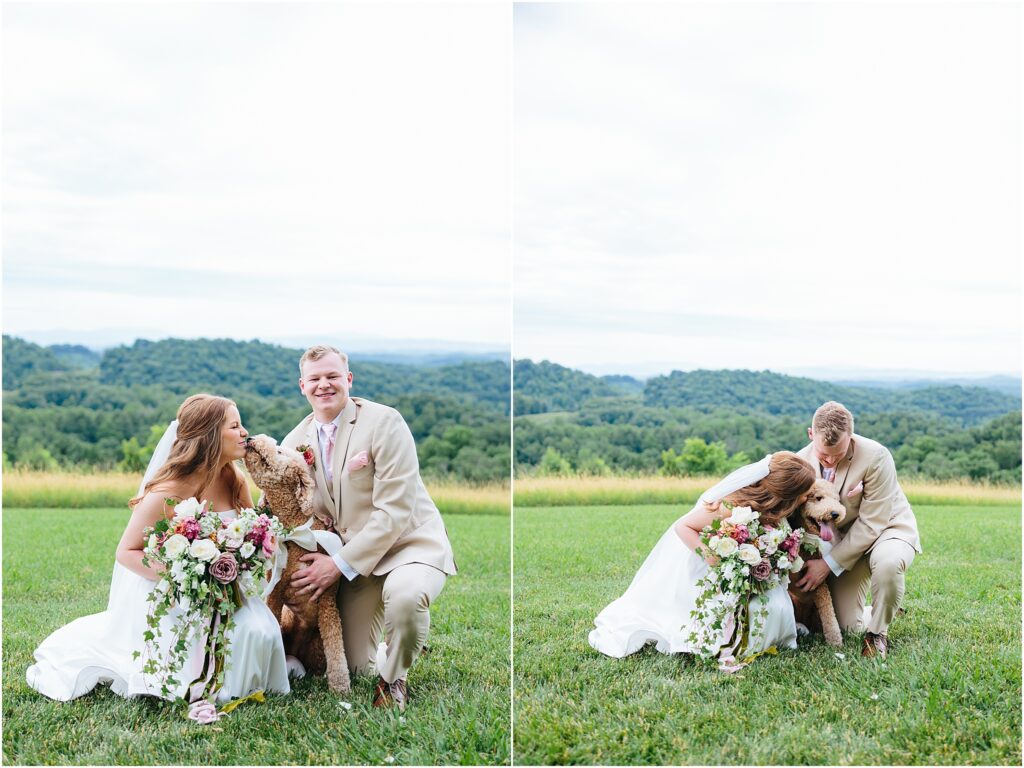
(300, 352), (353, 419)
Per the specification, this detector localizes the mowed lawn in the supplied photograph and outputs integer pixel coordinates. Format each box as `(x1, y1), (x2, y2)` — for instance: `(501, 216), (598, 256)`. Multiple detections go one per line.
(514, 504), (1021, 765)
(3, 509), (511, 766)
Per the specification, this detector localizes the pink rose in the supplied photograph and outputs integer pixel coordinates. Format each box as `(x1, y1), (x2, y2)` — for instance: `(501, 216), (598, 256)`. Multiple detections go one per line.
(752, 559), (773, 582)
(210, 553), (238, 584)
(179, 518), (201, 541)
(728, 524), (749, 544)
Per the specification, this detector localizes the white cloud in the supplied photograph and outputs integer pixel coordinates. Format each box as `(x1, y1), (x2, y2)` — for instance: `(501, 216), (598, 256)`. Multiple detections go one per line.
(514, 3), (1020, 376)
(3, 3), (511, 347)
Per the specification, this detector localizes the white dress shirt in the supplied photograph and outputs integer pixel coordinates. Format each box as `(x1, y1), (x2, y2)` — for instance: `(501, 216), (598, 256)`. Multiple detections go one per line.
(313, 413), (360, 582)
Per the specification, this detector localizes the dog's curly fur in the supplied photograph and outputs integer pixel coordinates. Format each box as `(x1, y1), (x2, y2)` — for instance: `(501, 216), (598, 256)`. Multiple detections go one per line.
(788, 478), (846, 647)
(244, 434), (350, 693)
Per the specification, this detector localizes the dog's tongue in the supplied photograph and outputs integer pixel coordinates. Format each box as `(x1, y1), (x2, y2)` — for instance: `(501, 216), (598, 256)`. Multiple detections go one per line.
(819, 521), (834, 542)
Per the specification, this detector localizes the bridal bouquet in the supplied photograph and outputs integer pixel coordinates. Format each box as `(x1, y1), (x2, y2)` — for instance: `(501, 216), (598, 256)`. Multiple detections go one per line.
(135, 498), (286, 701)
(686, 505), (804, 671)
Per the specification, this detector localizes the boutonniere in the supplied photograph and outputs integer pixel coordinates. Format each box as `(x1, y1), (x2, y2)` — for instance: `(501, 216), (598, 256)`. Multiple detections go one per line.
(295, 444), (316, 468)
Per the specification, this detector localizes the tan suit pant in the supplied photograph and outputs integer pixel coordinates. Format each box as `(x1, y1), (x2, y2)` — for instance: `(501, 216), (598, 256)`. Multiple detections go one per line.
(830, 538), (916, 636)
(338, 562), (447, 684)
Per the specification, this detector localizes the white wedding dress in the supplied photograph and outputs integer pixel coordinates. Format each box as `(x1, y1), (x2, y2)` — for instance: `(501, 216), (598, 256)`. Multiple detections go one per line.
(26, 510), (290, 703)
(589, 501), (798, 659)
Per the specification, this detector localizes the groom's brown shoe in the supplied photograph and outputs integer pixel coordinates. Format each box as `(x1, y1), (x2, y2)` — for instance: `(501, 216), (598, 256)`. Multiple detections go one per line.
(372, 676), (408, 711)
(862, 632), (888, 658)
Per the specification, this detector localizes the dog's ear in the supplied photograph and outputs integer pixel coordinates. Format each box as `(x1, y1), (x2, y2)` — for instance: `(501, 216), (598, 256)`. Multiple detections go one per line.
(292, 461), (315, 514)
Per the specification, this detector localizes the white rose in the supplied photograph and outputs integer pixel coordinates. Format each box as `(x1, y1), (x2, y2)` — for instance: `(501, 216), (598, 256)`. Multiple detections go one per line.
(726, 506), (758, 526)
(791, 556), (805, 572)
(717, 537), (738, 557)
(776, 555), (790, 570)
(173, 497), (202, 520)
(738, 544), (761, 564)
(239, 542), (256, 559)
(189, 539), (220, 562)
(707, 535), (722, 553)
(163, 534), (189, 559)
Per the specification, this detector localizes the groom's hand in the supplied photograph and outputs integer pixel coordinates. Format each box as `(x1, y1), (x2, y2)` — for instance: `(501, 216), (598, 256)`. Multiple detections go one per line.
(796, 559), (831, 592)
(291, 553), (342, 602)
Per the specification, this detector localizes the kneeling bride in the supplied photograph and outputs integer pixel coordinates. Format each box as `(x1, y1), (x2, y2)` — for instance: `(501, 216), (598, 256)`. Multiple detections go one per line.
(27, 395), (291, 706)
(589, 452), (815, 668)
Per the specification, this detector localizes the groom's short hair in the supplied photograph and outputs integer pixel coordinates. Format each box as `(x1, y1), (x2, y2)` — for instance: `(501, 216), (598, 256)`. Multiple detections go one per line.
(813, 401), (854, 445)
(299, 344), (349, 373)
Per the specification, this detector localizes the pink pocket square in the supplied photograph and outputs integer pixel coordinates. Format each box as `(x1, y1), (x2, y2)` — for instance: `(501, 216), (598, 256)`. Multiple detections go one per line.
(846, 481), (864, 497)
(346, 451), (369, 472)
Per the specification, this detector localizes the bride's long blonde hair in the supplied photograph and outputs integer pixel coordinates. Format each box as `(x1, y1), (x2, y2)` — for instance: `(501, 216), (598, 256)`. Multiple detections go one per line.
(724, 452), (815, 525)
(129, 394), (250, 510)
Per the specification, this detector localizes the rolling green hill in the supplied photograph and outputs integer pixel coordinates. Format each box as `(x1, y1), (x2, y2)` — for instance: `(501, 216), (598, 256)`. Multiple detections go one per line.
(513, 359), (1021, 483)
(2, 336), (508, 482)
(644, 369), (1019, 426)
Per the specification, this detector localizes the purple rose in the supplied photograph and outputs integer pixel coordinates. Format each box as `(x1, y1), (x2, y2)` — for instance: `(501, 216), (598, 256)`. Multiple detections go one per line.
(752, 558), (773, 582)
(210, 552), (239, 584)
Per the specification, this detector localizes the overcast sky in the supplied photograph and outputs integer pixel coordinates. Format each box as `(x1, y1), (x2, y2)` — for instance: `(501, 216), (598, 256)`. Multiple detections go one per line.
(3, 3), (511, 352)
(514, 3), (1021, 378)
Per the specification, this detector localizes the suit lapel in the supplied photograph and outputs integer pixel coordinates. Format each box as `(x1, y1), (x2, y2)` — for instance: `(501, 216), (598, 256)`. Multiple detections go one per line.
(832, 439), (856, 496)
(307, 419), (335, 509)
(331, 399), (359, 504)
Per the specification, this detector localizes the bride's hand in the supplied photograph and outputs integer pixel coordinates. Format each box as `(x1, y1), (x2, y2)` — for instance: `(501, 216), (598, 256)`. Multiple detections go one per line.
(698, 547), (720, 567)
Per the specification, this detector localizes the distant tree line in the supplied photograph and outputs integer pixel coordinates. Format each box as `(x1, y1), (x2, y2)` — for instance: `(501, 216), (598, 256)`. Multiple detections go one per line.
(3, 336), (509, 484)
(514, 362), (1022, 484)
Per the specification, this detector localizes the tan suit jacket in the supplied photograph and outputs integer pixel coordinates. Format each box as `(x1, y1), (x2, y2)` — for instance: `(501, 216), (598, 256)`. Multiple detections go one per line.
(282, 397), (457, 578)
(797, 435), (921, 572)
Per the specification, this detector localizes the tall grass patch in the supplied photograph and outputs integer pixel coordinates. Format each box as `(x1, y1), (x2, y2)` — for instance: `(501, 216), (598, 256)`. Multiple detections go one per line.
(2, 470), (508, 515)
(513, 475), (1020, 508)
(513, 503), (1021, 765)
(3, 508), (510, 765)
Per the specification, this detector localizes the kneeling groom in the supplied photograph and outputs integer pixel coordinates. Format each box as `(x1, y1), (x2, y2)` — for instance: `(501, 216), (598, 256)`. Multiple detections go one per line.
(285, 344), (457, 709)
(795, 401), (921, 658)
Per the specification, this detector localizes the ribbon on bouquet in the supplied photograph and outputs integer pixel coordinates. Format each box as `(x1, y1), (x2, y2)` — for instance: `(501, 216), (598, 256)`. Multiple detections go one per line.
(187, 611), (223, 703)
(263, 516), (345, 598)
(716, 593), (775, 674)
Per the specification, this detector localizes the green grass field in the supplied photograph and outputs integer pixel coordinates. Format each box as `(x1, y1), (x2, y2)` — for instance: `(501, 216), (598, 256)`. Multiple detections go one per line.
(2, 509), (511, 766)
(514, 504), (1022, 765)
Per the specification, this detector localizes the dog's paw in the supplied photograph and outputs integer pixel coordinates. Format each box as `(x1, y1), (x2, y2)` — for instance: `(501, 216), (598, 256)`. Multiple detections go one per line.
(286, 655), (307, 680)
(795, 622), (810, 637)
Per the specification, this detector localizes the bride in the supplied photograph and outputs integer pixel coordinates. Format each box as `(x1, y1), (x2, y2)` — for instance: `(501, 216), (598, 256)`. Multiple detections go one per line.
(26, 394), (290, 703)
(589, 452), (815, 662)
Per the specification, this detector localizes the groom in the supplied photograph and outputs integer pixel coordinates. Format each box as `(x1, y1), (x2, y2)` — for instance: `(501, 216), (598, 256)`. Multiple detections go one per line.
(794, 401), (921, 658)
(284, 344), (457, 709)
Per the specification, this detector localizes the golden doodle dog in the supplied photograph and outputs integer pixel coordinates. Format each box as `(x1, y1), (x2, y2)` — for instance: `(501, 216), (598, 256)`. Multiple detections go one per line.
(788, 478), (846, 647)
(244, 434), (351, 693)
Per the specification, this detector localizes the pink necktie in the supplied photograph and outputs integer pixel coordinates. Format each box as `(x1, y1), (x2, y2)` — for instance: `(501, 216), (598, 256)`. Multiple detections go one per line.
(822, 467), (836, 483)
(322, 423), (337, 483)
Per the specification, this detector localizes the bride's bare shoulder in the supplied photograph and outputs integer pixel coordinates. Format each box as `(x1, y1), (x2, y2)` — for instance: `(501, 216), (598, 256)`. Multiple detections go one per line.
(137, 482), (193, 514)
